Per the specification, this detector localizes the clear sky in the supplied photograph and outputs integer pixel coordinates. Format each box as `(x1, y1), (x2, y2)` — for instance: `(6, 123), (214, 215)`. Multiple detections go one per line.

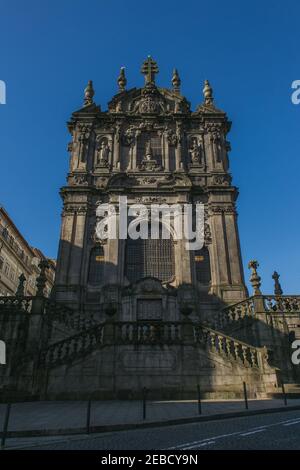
(0, 0), (299, 294)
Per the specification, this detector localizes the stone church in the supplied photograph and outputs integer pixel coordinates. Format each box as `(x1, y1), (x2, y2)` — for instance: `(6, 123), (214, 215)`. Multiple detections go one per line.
(0, 57), (300, 400)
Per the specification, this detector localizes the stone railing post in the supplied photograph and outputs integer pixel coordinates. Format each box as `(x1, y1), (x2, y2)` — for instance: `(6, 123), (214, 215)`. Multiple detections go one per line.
(31, 260), (49, 314)
(15, 273), (26, 297)
(182, 319), (194, 344)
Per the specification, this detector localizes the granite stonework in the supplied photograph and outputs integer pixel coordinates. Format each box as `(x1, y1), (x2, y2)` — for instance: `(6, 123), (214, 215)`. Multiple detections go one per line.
(0, 58), (300, 401)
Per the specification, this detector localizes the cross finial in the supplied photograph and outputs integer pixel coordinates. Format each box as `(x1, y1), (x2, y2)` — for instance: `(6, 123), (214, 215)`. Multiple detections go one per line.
(141, 56), (159, 85)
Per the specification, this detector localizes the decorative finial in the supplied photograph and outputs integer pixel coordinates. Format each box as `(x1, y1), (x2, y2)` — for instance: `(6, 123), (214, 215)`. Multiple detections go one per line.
(83, 80), (94, 106)
(35, 260), (49, 297)
(141, 56), (159, 85)
(203, 79), (213, 105)
(16, 273), (26, 297)
(172, 68), (181, 93)
(117, 67), (127, 92)
(248, 260), (262, 295)
(272, 271), (283, 296)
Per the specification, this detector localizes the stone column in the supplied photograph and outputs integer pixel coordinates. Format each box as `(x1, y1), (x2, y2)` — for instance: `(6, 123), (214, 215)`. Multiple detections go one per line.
(175, 239), (192, 284)
(131, 133), (139, 170)
(55, 212), (75, 285)
(164, 133), (170, 171)
(224, 212), (245, 286)
(175, 123), (183, 170)
(210, 210), (231, 287)
(68, 210), (87, 285)
(209, 203), (247, 301)
(113, 128), (120, 170)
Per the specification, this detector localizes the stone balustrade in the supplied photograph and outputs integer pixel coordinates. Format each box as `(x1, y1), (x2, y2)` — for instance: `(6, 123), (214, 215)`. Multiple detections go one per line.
(39, 323), (104, 367)
(263, 295), (300, 313)
(0, 295), (33, 313)
(193, 323), (269, 369)
(114, 321), (182, 344)
(37, 320), (268, 371)
(44, 299), (97, 331)
(211, 297), (256, 330)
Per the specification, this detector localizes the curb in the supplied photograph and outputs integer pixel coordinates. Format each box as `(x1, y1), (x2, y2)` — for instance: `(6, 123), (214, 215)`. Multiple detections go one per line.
(2, 404), (300, 440)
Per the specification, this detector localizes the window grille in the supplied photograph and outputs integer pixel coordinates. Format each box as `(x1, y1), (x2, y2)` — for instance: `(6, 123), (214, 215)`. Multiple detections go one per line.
(125, 231), (175, 283)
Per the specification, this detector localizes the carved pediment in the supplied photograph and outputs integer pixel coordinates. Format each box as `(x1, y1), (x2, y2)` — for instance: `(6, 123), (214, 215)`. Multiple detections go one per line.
(108, 84), (190, 116)
(132, 277), (165, 295)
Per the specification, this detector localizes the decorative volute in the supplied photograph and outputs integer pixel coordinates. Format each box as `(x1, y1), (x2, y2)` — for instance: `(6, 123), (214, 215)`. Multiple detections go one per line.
(83, 80), (95, 106)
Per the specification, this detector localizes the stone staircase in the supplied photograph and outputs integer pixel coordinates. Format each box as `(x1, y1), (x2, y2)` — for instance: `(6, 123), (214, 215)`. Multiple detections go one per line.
(206, 297), (256, 333)
(35, 319), (272, 373)
(193, 323), (270, 370)
(38, 322), (105, 368)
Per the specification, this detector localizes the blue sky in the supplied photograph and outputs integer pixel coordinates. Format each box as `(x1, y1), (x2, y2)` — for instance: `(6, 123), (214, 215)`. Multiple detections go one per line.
(0, 0), (299, 294)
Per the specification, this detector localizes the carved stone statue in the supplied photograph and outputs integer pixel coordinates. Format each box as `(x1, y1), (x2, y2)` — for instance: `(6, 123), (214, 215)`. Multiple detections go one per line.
(145, 141), (153, 161)
(97, 139), (110, 166)
(189, 138), (201, 163)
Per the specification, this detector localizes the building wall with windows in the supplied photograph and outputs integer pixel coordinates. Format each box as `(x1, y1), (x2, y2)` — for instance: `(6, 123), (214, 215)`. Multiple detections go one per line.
(0, 207), (55, 296)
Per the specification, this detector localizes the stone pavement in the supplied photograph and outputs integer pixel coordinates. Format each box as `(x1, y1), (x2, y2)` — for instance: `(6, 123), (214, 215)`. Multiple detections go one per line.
(1, 398), (300, 435)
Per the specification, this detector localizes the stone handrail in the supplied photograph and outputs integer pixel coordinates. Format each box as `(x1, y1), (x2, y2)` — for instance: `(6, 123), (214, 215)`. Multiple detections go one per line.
(44, 299), (97, 331)
(114, 321), (182, 344)
(39, 322), (105, 368)
(14, 319), (272, 372)
(0, 295), (33, 313)
(194, 323), (270, 369)
(210, 297), (256, 330)
(263, 295), (300, 313)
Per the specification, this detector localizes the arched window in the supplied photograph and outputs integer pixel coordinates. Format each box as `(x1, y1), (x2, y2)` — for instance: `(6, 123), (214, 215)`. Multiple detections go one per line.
(194, 246), (211, 284)
(88, 246), (105, 285)
(125, 228), (175, 283)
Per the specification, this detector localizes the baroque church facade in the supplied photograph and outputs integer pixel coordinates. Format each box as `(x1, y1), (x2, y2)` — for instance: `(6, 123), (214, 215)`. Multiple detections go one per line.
(0, 58), (300, 400)
(55, 57), (247, 313)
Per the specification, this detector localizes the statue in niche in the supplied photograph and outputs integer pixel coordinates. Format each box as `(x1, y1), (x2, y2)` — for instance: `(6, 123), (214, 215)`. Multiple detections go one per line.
(145, 140), (153, 161)
(189, 138), (202, 164)
(115, 101), (122, 113)
(97, 138), (110, 166)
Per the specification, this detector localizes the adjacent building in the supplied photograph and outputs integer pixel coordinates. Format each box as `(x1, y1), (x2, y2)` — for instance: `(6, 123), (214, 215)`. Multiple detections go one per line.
(0, 206), (55, 297)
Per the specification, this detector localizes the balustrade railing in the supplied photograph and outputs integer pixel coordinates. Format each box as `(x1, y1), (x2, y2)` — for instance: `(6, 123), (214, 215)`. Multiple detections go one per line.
(0, 295), (33, 313)
(210, 297), (256, 330)
(194, 324), (268, 369)
(44, 299), (97, 331)
(263, 295), (300, 313)
(114, 321), (182, 344)
(25, 320), (270, 372)
(39, 323), (105, 367)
